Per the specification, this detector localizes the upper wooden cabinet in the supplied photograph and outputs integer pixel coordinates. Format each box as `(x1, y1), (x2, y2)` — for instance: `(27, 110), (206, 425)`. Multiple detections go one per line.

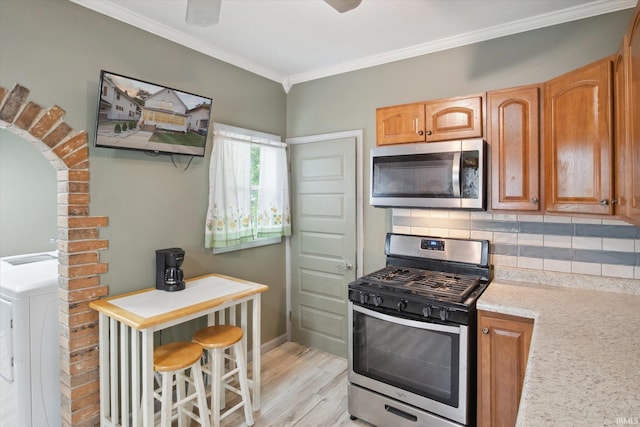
(488, 85), (540, 211)
(625, 3), (640, 221)
(376, 94), (483, 145)
(477, 310), (533, 427)
(543, 57), (614, 215)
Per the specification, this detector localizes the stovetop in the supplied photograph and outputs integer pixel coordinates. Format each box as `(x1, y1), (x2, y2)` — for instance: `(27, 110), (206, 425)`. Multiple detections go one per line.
(348, 233), (492, 325)
(357, 265), (481, 303)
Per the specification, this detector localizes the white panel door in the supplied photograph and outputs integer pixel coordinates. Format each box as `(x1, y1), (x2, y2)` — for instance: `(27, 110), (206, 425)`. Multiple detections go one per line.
(289, 136), (357, 358)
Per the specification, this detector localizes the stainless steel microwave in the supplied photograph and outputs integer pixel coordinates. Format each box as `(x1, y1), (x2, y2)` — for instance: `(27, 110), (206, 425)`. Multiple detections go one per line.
(370, 139), (486, 209)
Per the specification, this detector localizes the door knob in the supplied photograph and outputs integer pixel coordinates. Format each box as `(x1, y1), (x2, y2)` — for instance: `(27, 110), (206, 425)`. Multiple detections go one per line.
(337, 262), (354, 271)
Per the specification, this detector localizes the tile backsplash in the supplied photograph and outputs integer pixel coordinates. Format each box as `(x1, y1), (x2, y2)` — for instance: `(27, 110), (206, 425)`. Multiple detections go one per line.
(392, 209), (640, 280)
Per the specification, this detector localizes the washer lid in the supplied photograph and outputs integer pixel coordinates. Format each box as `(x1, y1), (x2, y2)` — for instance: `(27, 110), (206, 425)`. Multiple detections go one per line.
(0, 252), (58, 298)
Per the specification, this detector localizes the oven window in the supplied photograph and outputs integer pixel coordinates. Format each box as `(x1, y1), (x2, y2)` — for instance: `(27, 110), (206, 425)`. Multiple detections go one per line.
(352, 309), (460, 407)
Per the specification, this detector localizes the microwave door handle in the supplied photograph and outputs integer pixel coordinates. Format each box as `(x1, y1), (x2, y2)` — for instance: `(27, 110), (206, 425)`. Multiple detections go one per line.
(452, 152), (461, 197)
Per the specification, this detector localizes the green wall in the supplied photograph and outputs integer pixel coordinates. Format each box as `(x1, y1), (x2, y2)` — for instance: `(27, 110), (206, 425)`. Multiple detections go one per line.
(0, 0), (288, 343)
(286, 10), (633, 274)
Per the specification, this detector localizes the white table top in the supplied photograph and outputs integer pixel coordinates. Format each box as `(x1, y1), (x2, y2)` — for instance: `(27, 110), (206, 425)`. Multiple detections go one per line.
(90, 273), (268, 329)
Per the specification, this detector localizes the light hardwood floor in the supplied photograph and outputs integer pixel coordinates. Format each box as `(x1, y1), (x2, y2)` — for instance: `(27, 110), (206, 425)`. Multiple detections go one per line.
(221, 341), (373, 427)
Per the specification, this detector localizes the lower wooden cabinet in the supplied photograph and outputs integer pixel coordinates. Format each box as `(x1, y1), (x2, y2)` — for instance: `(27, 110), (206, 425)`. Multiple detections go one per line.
(477, 310), (534, 427)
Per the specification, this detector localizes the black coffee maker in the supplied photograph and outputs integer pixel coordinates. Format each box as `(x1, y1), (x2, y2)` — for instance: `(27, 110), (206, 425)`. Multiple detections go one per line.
(155, 248), (186, 291)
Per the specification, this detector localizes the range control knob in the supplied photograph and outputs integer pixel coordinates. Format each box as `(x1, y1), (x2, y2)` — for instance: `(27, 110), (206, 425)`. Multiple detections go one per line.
(439, 308), (449, 321)
(422, 305), (432, 318)
(397, 300), (408, 312)
(359, 292), (369, 305)
(372, 295), (383, 307)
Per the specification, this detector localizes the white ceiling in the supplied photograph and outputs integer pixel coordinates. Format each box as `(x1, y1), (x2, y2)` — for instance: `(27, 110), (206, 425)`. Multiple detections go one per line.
(70, 0), (636, 92)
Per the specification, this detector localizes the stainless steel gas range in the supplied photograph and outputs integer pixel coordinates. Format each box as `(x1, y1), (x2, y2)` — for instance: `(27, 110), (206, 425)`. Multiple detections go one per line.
(347, 233), (491, 427)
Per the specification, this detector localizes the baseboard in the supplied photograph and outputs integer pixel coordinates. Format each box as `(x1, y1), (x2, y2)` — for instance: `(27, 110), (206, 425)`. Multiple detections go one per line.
(247, 333), (288, 361)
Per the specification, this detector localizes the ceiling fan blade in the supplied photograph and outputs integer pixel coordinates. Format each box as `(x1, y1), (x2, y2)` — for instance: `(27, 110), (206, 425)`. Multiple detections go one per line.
(186, 0), (222, 26)
(324, 0), (363, 13)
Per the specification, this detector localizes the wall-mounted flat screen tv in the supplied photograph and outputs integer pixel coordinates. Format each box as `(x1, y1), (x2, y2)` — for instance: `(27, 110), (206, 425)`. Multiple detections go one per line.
(93, 70), (212, 157)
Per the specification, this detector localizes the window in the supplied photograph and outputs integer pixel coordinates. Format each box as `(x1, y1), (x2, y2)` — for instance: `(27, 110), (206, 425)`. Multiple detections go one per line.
(205, 123), (291, 253)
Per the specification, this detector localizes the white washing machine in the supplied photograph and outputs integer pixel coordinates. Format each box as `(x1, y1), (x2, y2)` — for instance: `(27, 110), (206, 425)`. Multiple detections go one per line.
(0, 251), (61, 427)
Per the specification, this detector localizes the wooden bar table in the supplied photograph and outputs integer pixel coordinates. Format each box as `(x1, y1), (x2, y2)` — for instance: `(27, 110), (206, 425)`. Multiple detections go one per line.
(89, 273), (268, 427)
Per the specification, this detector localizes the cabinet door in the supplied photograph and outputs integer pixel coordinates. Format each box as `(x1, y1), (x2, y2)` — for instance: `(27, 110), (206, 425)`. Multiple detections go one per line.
(477, 310), (533, 427)
(614, 46), (628, 217)
(376, 103), (426, 145)
(626, 5), (640, 220)
(543, 57), (614, 214)
(488, 86), (540, 211)
(424, 95), (483, 142)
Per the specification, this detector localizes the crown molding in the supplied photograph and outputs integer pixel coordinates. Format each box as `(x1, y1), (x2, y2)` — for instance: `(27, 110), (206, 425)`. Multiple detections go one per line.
(286, 0), (637, 87)
(70, 0), (637, 92)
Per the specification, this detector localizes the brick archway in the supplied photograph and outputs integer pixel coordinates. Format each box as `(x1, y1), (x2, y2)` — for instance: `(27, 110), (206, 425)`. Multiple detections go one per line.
(0, 84), (108, 427)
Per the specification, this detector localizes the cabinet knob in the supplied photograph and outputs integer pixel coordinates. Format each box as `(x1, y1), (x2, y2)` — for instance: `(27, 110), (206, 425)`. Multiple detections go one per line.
(531, 197), (539, 204)
(426, 130), (432, 136)
(482, 327), (489, 335)
(599, 199), (609, 206)
(611, 199), (618, 205)
(417, 130), (424, 136)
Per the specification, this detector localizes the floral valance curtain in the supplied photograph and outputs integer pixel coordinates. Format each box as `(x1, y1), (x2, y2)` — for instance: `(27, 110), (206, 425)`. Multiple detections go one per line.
(205, 128), (290, 249)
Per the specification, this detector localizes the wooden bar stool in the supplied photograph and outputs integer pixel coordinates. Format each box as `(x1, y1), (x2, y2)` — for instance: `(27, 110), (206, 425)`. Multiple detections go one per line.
(193, 325), (254, 427)
(153, 341), (211, 427)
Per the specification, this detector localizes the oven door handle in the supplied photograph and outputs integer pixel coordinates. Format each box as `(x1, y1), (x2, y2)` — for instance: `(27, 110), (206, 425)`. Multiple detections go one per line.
(351, 303), (462, 335)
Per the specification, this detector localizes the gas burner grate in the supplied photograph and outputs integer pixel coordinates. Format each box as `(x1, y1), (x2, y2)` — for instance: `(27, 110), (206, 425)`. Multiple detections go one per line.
(361, 266), (480, 303)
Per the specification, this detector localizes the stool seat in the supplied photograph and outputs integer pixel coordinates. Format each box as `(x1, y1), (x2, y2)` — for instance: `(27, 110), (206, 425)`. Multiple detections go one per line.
(154, 341), (203, 372)
(193, 325), (254, 427)
(153, 341), (210, 427)
(193, 325), (243, 348)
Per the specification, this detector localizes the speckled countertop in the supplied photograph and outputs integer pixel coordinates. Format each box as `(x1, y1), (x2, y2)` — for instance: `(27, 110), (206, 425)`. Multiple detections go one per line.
(477, 269), (640, 426)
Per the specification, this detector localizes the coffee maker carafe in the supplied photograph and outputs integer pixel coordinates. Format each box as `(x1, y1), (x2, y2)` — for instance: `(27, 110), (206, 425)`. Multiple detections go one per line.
(155, 248), (186, 291)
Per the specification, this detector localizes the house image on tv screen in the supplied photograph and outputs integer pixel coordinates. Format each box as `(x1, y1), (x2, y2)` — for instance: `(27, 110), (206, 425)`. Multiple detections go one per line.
(99, 76), (141, 122)
(140, 88), (188, 133)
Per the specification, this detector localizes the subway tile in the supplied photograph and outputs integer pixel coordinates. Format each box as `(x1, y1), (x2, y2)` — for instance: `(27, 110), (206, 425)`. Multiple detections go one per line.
(518, 257), (543, 269)
(470, 230), (493, 240)
(492, 254), (517, 267)
(493, 232), (518, 244)
(410, 227), (430, 236)
(491, 243), (518, 256)
(543, 259), (572, 273)
(448, 211), (471, 220)
(471, 219), (519, 232)
(572, 236), (602, 250)
(429, 209), (450, 218)
(470, 211), (493, 220)
(393, 215), (411, 227)
(411, 209), (430, 217)
(635, 266), (640, 280)
(602, 219), (635, 226)
(520, 245), (572, 260)
(493, 213), (518, 222)
(392, 225), (411, 234)
(574, 249), (636, 266)
(429, 228), (449, 237)
(544, 235), (572, 248)
(572, 217), (602, 224)
(602, 238), (635, 253)
(392, 208), (411, 217)
(571, 261), (602, 276)
(518, 233), (543, 246)
(517, 214), (543, 222)
(519, 221), (573, 236)
(448, 229), (471, 239)
(544, 215), (572, 223)
(601, 264), (634, 279)
(636, 239), (640, 253)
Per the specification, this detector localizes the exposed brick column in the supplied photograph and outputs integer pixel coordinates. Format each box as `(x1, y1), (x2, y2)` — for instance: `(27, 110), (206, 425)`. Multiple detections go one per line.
(0, 84), (108, 427)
